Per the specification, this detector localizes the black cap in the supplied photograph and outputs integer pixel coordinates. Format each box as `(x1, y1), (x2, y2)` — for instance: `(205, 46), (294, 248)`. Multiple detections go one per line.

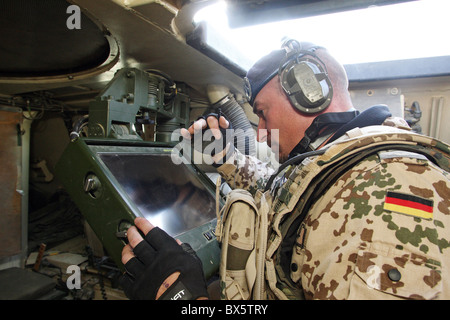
(244, 49), (285, 106)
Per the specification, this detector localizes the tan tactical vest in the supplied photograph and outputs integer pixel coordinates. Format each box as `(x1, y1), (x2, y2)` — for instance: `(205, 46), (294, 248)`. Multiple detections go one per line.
(215, 125), (450, 300)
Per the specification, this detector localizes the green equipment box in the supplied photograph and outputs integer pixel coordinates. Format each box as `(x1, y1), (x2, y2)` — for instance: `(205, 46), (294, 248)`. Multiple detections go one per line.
(55, 138), (221, 279)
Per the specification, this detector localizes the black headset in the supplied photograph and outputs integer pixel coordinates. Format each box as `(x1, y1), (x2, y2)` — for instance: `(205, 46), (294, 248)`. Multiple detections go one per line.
(278, 39), (333, 114)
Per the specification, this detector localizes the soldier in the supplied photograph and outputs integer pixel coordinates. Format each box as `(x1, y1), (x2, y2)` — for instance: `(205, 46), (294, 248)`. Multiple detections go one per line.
(120, 40), (450, 300)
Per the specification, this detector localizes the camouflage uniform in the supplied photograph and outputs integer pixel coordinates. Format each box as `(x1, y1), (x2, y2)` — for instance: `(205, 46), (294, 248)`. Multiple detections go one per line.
(217, 118), (450, 300)
(218, 149), (276, 196)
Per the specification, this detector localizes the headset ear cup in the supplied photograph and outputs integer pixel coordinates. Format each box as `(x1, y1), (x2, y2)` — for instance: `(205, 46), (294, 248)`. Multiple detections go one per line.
(280, 56), (333, 114)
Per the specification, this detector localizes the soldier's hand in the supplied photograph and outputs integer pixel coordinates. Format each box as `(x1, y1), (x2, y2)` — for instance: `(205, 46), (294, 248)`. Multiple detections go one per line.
(120, 217), (208, 300)
(180, 112), (233, 164)
(180, 114), (230, 141)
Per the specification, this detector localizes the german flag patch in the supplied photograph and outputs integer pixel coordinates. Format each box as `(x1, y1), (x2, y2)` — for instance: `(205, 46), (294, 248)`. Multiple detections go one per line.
(383, 191), (434, 220)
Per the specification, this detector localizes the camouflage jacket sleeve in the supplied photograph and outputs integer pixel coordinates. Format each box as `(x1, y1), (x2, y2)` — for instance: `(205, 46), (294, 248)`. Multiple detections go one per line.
(292, 149), (450, 300)
(216, 148), (277, 196)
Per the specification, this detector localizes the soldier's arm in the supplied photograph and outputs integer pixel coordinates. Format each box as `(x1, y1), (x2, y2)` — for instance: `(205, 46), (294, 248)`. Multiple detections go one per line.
(215, 147), (276, 195)
(181, 116), (276, 195)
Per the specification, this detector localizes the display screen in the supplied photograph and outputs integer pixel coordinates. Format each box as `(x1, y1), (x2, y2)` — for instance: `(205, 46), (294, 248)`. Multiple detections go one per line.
(99, 153), (216, 236)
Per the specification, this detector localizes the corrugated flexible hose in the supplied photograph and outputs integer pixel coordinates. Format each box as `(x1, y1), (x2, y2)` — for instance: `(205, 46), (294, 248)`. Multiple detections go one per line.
(207, 94), (256, 157)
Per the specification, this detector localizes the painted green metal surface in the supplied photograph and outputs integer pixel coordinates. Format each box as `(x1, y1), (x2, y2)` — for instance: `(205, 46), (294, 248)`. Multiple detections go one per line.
(55, 138), (221, 279)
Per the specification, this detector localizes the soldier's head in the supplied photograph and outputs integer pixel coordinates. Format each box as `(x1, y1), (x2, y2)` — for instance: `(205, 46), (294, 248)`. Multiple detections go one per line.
(244, 40), (354, 161)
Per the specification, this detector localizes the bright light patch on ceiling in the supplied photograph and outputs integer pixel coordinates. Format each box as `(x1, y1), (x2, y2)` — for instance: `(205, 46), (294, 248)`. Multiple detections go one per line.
(194, 0), (450, 70)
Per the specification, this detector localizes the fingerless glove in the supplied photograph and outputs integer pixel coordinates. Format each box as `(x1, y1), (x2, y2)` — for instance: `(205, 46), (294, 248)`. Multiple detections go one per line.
(193, 110), (234, 166)
(120, 227), (209, 300)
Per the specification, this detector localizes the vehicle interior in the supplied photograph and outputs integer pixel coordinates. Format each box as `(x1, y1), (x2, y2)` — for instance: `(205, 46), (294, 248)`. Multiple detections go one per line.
(0, 0), (449, 300)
